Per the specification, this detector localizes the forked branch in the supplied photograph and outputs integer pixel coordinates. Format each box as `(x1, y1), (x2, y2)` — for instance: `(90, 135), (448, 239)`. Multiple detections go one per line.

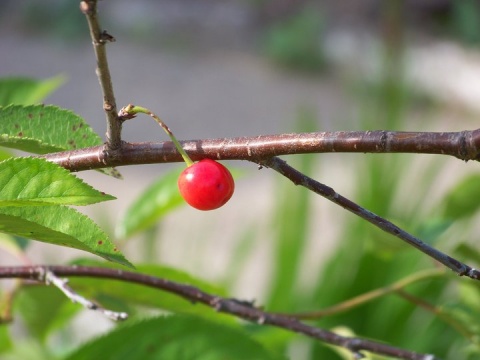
(0, 265), (438, 360)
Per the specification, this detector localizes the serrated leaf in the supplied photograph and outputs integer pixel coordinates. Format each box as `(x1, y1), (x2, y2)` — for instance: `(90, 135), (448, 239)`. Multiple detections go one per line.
(0, 104), (121, 179)
(0, 104), (103, 153)
(441, 174), (480, 220)
(0, 158), (115, 206)
(0, 76), (65, 106)
(0, 206), (131, 267)
(116, 169), (183, 239)
(65, 315), (285, 360)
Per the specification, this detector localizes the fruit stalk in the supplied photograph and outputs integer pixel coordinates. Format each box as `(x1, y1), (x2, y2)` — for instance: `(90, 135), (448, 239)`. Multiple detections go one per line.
(119, 104), (194, 167)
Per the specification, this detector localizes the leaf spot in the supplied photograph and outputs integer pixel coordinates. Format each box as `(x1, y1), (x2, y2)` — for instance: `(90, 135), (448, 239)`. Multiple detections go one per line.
(28, 113), (33, 119)
(17, 132), (23, 137)
(98, 240), (103, 245)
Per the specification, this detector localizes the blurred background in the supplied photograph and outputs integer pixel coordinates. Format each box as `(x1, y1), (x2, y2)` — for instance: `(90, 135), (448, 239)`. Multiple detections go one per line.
(3, 0), (480, 359)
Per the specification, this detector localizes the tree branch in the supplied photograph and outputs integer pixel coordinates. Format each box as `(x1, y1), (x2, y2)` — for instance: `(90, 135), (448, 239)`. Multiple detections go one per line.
(256, 156), (480, 280)
(0, 265), (439, 360)
(41, 129), (480, 171)
(80, 0), (122, 150)
(42, 269), (128, 321)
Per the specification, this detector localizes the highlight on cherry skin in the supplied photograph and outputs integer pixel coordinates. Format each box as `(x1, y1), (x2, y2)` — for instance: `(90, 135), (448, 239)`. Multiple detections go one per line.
(178, 159), (235, 211)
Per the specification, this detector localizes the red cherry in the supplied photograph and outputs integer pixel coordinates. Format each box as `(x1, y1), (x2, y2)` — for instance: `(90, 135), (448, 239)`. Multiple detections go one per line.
(177, 159), (235, 211)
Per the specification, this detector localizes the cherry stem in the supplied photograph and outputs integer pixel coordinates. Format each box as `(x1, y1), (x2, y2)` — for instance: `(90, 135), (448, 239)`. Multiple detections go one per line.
(119, 104), (194, 167)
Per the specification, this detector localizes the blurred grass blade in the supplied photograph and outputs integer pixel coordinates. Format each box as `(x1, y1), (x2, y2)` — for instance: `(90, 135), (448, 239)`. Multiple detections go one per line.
(116, 169), (183, 239)
(0, 324), (12, 354)
(266, 109), (316, 311)
(0, 76), (65, 106)
(441, 174), (480, 220)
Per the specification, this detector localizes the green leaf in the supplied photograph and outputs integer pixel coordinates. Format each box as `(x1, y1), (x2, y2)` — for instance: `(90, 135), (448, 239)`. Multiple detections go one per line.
(441, 174), (480, 220)
(0, 325), (12, 354)
(0, 76), (65, 106)
(1, 340), (55, 360)
(14, 286), (80, 342)
(0, 206), (131, 267)
(70, 260), (228, 319)
(0, 104), (122, 179)
(0, 104), (103, 154)
(0, 158), (115, 206)
(116, 169), (183, 239)
(455, 243), (480, 265)
(65, 315), (285, 360)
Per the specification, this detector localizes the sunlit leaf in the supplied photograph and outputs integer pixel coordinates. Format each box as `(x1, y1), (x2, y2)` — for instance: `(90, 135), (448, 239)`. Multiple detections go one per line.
(65, 315), (285, 360)
(0, 158), (115, 206)
(0, 104), (121, 178)
(0, 206), (131, 267)
(0, 76), (65, 106)
(116, 169), (183, 239)
(0, 104), (102, 153)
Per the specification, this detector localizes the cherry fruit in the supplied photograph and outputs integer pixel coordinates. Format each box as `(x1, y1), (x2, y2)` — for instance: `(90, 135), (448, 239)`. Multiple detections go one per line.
(118, 105), (234, 210)
(178, 159), (235, 211)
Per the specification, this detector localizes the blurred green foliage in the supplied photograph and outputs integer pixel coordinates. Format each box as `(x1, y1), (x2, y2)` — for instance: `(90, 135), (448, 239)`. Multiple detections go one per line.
(4, 2), (480, 359)
(262, 8), (327, 72)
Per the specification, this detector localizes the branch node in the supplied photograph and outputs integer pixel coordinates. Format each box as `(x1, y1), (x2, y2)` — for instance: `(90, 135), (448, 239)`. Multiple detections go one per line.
(99, 30), (116, 43)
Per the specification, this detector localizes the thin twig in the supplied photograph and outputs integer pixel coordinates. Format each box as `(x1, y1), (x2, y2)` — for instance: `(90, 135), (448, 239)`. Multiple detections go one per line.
(40, 268), (127, 321)
(285, 268), (446, 319)
(40, 129), (480, 171)
(256, 156), (480, 281)
(0, 265), (439, 360)
(80, 0), (122, 150)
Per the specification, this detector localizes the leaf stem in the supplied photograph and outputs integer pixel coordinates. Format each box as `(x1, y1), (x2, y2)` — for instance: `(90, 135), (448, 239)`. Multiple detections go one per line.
(284, 268), (446, 319)
(119, 104), (194, 167)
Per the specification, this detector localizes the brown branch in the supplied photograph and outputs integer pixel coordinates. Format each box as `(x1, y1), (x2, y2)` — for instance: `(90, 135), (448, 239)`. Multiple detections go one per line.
(41, 129), (480, 171)
(0, 265), (439, 360)
(80, 0), (122, 150)
(256, 156), (480, 281)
